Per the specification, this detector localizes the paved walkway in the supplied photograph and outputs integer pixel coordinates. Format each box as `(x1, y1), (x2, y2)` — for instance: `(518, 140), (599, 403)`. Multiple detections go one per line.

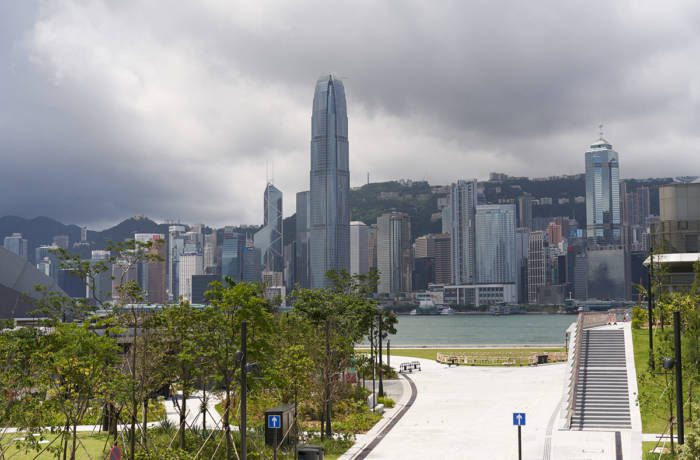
(360, 357), (566, 459)
(163, 391), (224, 430)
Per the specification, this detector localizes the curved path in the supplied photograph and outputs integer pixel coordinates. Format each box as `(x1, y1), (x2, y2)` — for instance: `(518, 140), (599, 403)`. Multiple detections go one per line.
(364, 357), (566, 459)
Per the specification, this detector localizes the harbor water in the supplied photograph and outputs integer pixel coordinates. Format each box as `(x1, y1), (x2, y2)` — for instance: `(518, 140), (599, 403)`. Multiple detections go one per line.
(379, 314), (575, 347)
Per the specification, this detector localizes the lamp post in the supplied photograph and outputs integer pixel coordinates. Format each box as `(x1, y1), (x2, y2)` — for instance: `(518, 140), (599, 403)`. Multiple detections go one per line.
(674, 311), (684, 445)
(240, 321), (248, 460)
(378, 314), (384, 398)
(648, 248), (654, 370)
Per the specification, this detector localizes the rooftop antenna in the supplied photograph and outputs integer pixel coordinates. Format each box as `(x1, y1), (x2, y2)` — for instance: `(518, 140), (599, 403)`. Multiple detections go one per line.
(598, 123), (605, 140)
(367, 171), (370, 185)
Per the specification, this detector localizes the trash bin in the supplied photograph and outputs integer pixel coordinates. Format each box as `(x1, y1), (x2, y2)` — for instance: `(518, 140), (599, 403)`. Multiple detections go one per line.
(536, 354), (548, 364)
(297, 445), (324, 460)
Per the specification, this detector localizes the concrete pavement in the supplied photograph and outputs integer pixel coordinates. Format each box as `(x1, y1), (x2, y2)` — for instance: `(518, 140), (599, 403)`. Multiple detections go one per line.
(361, 357), (566, 459)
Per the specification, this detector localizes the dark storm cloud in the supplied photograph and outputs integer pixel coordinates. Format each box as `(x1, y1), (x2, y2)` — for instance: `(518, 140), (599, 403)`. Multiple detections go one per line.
(1, 1), (699, 228)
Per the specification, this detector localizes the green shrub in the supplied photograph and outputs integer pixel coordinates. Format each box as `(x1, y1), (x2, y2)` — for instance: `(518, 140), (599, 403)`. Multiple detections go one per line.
(377, 396), (395, 408)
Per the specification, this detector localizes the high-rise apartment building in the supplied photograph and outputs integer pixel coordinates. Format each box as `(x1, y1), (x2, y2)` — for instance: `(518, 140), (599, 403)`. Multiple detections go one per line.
(515, 228), (529, 303)
(585, 136), (621, 243)
(203, 232), (218, 275)
(350, 221), (369, 276)
(368, 226), (377, 272)
(527, 231), (545, 303)
(309, 74), (350, 288)
(295, 191), (311, 288)
(377, 212), (412, 295)
(254, 183), (284, 276)
(3, 233), (28, 259)
(35, 245), (59, 280)
(475, 205), (516, 284)
(447, 179), (478, 284)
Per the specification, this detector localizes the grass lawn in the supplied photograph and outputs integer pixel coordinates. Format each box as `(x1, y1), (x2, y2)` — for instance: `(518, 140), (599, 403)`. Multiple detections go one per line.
(642, 440), (678, 459)
(359, 347), (565, 363)
(632, 327), (698, 434)
(0, 432), (112, 459)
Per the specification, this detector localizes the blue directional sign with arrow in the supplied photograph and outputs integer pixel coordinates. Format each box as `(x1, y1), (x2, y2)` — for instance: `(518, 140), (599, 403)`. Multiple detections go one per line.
(513, 412), (526, 426)
(267, 414), (280, 429)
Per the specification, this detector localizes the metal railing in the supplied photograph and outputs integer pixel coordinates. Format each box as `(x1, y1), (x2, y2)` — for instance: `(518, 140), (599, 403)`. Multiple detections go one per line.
(565, 312), (611, 428)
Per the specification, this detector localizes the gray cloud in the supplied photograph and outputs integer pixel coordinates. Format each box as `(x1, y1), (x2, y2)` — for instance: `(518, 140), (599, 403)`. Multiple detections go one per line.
(1, 0), (699, 228)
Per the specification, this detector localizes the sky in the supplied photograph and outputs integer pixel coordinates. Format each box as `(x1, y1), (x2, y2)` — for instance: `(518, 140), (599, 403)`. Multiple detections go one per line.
(1, 1), (699, 229)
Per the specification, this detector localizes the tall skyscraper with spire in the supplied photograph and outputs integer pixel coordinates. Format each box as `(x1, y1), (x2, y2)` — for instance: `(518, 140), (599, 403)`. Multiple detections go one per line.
(309, 74), (350, 288)
(254, 183), (284, 274)
(585, 129), (621, 243)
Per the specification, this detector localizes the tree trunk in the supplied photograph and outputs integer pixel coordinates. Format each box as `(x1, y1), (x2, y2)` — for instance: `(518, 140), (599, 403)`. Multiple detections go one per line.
(70, 423), (77, 460)
(325, 320), (332, 437)
(179, 388), (187, 450)
(62, 421), (69, 460)
(202, 385), (207, 432)
(142, 398), (148, 448)
(130, 313), (138, 460)
(224, 385), (232, 460)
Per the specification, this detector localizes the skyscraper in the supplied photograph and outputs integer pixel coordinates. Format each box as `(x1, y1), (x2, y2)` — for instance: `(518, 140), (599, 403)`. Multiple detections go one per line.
(3, 233), (28, 259)
(254, 183), (283, 274)
(222, 227), (245, 282)
(475, 205), (516, 284)
(295, 191), (311, 288)
(350, 221), (369, 276)
(377, 212), (412, 295)
(527, 231), (546, 303)
(168, 225), (186, 300)
(309, 74), (350, 288)
(585, 135), (621, 243)
(178, 252), (203, 301)
(414, 233), (451, 285)
(447, 179), (478, 284)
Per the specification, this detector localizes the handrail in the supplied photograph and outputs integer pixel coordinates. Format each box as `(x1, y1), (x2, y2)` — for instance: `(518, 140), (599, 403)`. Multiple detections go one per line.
(565, 312), (612, 428)
(566, 312), (584, 429)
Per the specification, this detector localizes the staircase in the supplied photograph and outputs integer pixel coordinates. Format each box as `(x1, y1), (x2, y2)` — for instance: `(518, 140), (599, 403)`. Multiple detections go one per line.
(570, 329), (631, 430)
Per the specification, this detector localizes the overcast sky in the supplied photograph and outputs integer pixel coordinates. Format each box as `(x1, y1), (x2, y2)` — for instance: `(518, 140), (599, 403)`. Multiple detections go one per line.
(1, 1), (699, 229)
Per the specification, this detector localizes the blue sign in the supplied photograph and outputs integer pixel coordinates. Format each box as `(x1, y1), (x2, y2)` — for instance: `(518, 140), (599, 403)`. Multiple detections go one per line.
(513, 413), (526, 426)
(268, 414), (281, 429)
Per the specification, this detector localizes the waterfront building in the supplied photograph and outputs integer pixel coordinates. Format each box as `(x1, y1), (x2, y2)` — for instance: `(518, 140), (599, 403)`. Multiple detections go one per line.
(585, 135), (621, 243)
(475, 204), (516, 284)
(414, 233), (451, 285)
(191, 274), (218, 304)
(653, 180), (700, 252)
(350, 221), (369, 276)
(242, 244), (261, 282)
(368, 225), (378, 272)
(447, 179), (478, 285)
(377, 212), (412, 295)
(586, 246), (626, 300)
(3, 233), (28, 259)
(527, 231), (545, 303)
(254, 183), (284, 274)
(443, 283), (517, 307)
(295, 191), (311, 288)
(309, 74), (350, 288)
(515, 228), (529, 303)
(178, 252), (203, 301)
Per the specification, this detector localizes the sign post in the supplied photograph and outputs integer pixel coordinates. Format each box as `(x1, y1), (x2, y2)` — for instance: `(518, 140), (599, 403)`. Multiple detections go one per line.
(513, 412), (526, 460)
(268, 414), (280, 460)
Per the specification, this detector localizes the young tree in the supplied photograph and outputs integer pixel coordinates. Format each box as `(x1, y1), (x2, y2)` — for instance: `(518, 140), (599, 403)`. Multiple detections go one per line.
(201, 281), (274, 460)
(36, 322), (120, 460)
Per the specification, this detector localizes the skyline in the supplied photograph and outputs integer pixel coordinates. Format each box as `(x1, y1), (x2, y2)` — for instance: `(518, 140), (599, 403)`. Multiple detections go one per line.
(2, 1), (700, 228)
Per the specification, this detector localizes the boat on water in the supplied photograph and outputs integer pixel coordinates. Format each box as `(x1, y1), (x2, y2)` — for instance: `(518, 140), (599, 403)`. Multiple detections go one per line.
(410, 299), (454, 315)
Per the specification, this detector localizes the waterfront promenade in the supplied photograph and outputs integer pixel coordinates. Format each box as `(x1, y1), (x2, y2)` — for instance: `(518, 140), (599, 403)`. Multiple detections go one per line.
(355, 357), (566, 459)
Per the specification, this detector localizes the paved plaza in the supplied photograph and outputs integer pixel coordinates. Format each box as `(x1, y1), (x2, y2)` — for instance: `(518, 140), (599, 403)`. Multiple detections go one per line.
(363, 357), (566, 459)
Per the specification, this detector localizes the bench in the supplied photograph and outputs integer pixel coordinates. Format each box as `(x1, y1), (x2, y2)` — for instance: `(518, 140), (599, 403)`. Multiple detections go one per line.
(399, 362), (413, 373)
(446, 356), (458, 367)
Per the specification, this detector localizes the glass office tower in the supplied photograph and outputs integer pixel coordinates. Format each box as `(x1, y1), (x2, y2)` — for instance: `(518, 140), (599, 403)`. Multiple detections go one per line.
(585, 137), (621, 243)
(309, 74), (350, 288)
